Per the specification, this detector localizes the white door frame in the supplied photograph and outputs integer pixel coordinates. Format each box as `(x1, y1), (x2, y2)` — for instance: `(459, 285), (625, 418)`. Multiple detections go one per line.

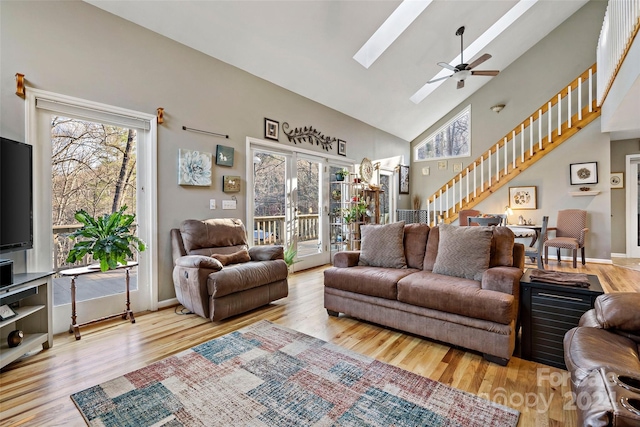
(626, 154), (640, 257)
(246, 137), (353, 270)
(25, 88), (158, 334)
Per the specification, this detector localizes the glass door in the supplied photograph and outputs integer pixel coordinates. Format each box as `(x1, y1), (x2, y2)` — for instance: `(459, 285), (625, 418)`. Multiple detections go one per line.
(627, 155), (640, 257)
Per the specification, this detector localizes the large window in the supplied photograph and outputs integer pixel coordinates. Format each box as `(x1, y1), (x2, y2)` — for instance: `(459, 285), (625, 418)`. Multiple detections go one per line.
(414, 105), (471, 161)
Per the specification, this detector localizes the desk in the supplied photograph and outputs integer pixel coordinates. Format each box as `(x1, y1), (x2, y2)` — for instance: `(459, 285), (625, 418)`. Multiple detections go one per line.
(59, 261), (137, 340)
(508, 224), (543, 268)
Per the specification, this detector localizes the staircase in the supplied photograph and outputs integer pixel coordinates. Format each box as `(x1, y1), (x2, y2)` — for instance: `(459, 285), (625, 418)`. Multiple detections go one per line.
(424, 64), (600, 226)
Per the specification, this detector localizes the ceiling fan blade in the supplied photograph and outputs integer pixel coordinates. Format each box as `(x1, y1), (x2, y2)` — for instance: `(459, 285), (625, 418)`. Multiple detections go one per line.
(437, 62), (457, 72)
(457, 80), (465, 89)
(467, 53), (492, 70)
(427, 75), (453, 84)
(471, 70), (500, 76)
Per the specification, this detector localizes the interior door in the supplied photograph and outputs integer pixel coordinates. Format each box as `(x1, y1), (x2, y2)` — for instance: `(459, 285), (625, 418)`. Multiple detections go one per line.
(627, 155), (640, 257)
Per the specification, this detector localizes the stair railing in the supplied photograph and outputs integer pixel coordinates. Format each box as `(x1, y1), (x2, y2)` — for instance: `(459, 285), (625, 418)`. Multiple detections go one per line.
(424, 64), (599, 226)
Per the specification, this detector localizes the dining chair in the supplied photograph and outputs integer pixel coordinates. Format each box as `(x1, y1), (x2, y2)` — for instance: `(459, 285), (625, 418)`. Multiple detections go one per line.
(467, 216), (502, 226)
(544, 209), (588, 268)
(459, 209), (480, 226)
(525, 216), (548, 270)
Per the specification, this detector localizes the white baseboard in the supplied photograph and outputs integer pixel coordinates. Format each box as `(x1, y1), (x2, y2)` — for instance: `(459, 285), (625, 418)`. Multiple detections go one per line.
(546, 255), (612, 265)
(611, 253), (628, 258)
(158, 297), (179, 309)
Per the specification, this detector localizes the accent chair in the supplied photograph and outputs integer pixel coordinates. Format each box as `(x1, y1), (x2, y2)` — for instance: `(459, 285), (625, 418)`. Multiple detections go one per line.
(544, 209), (588, 268)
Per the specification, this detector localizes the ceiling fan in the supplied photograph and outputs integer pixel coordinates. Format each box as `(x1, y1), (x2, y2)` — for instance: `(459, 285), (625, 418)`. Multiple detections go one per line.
(428, 26), (499, 89)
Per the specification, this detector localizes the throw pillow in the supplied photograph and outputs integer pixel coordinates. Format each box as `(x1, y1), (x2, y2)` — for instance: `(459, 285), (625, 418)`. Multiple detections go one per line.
(211, 249), (251, 266)
(433, 224), (493, 281)
(404, 223), (430, 269)
(358, 221), (407, 268)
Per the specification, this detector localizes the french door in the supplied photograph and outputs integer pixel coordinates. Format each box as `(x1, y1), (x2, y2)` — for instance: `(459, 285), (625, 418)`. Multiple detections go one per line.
(248, 138), (351, 271)
(627, 155), (640, 257)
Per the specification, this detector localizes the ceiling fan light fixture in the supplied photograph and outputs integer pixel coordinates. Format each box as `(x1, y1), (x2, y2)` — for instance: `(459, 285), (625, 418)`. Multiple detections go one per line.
(454, 70), (471, 82)
(490, 104), (506, 113)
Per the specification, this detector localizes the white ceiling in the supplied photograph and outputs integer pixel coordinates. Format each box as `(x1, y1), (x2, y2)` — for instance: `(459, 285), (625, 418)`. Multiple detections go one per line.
(85, 0), (589, 142)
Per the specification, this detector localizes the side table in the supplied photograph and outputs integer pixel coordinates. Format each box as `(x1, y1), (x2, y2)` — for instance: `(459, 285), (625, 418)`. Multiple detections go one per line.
(59, 261), (137, 340)
(519, 268), (603, 369)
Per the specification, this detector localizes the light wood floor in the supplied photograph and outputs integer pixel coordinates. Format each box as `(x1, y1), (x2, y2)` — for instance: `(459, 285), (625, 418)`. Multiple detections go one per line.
(1, 260), (638, 427)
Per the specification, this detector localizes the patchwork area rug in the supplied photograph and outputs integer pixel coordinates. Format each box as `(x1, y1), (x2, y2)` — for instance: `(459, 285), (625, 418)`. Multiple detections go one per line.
(71, 320), (519, 426)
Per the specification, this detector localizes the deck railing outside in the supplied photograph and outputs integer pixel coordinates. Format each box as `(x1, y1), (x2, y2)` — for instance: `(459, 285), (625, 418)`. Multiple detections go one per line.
(253, 214), (319, 246)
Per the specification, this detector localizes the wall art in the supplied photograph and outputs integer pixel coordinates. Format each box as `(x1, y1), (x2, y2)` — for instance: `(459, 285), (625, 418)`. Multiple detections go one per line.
(337, 139), (346, 156)
(610, 172), (623, 189)
(215, 145), (234, 167)
(265, 118), (279, 141)
(282, 122), (337, 152)
(178, 149), (211, 186)
(399, 165), (410, 194)
(223, 175), (241, 193)
(570, 162), (598, 185)
(509, 186), (537, 210)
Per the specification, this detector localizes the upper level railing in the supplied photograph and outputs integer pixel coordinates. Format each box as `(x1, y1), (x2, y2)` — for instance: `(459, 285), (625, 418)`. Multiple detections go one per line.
(424, 64), (600, 227)
(597, 0), (640, 105)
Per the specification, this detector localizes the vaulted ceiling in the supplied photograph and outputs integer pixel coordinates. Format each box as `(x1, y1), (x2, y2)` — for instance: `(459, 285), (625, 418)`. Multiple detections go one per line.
(85, 0), (589, 141)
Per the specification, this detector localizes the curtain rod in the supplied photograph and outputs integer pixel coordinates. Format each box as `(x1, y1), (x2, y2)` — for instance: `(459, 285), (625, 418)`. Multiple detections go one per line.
(182, 126), (229, 139)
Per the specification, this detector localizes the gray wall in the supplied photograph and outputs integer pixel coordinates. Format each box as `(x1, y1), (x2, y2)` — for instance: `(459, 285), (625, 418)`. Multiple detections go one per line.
(410, 0), (612, 260)
(0, 0), (409, 301)
(611, 138), (640, 253)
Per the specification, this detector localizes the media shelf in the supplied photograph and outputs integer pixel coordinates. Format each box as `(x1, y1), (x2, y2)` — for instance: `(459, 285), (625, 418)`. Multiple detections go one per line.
(0, 272), (53, 369)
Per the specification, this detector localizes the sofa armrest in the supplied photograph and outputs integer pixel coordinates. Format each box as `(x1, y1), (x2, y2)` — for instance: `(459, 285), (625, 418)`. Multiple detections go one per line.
(249, 245), (284, 261)
(333, 251), (361, 268)
(594, 292), (640, 332)
(481, 266), (523, 295)
(175, 255), (223, 270)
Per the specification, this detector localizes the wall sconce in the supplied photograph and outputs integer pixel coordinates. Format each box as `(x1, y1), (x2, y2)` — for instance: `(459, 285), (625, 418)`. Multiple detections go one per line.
(504, 205), (513, 224)
(15, 73), (25, 98)
(157, 108), (164, 124)
(490, 104), (505, 114)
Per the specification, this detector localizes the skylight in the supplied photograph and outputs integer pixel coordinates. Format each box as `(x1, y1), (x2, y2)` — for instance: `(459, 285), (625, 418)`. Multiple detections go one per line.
(353, 0), (433, 69)
(410, 0), (539, 104)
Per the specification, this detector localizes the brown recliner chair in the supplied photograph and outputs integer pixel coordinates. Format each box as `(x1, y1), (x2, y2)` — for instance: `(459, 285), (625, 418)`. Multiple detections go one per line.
(564, 293), (640, 426)
(171, 218), (288, 321)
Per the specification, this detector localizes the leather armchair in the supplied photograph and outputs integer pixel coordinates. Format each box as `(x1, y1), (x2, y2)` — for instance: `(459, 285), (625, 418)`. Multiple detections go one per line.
(564, 293), (640, 426)
(171, 218), (288, 321)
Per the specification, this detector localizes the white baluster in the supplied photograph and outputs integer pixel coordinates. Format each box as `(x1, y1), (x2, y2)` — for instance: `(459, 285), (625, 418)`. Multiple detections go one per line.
(466, 169), (469, 203)
(512, 131), (516, 171)
(578, 77), (582, 120)
(426, 199), (430, 225)
(480, 157), (484, 191)
(548, 101), (552, 143)
(445, 185), (448, 217)
(439, 190), (442, 224)
(538, 109), (542, 150)
(459, 174), (463, 209)
(530, 117), (534, 157)
(568, 85), (572, 128)
(557, 93), (562, 136)
(497, 143), (501, 181)
(520, 124), (525, 164)
(488, 154), (492, 189)
(589, 68), (593, 112)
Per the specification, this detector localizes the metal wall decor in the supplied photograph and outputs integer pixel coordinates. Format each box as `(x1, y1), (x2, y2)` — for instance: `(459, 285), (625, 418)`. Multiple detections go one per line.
(282, 122), (337, 152)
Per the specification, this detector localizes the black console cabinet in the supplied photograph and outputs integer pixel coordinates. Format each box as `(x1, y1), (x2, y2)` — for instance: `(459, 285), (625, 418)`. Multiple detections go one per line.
(520, 269), (603, 369)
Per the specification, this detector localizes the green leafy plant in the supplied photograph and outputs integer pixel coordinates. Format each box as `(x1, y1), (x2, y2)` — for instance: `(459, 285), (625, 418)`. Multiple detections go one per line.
(335, 169), (349, 181)
(66, 205), (146, 272)
(283, 242), (298, 267)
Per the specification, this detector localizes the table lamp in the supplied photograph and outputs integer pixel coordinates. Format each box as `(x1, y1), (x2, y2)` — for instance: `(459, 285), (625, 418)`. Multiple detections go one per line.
(504, 206), (513, 225)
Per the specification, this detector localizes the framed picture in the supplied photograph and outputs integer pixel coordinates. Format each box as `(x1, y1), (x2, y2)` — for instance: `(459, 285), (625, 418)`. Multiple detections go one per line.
(399, 165), (409, 194)
(215, 145), (234, 167)
(453, 162), (463, 173)
(264, 118), (279, 141)
(223, 175), (241, 193)
(178, 149), (211, 186)
(337, 139), (346, 156)
(437, 160), (447, 170)
(509, 186), (537, 210)
(570, 162), (598, 185)
(610, 172), (624, 189)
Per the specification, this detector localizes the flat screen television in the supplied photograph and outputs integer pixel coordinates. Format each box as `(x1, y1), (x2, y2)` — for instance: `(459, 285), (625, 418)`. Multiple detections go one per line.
(0, 137), (34, 253)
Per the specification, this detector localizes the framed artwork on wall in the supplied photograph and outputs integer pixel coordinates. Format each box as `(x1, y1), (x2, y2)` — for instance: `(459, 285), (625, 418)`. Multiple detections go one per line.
(178, 149), (211, 186)
(509, 186), (537, 210)
(215, 145), (234, 167)
(223, 175), (241, 193)
(337, 139), (346, 156)
(610, 172), (623, 189)
(570, 162), (598, 185)
(264, 118), (279, 141)
(399, 165), (409, 194)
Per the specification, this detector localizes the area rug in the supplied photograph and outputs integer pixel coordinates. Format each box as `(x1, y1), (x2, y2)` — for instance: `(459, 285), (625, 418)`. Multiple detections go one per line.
(71, 320), (519, 426)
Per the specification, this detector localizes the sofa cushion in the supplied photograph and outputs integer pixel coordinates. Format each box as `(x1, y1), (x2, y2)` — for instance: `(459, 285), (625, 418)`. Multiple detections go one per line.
(594, 292), (640, 332)
(324, 266), (417, 300)
(211, 249), (251, 266)
(489, 227), (515, 267)
(564, 326), (640, 384)
(181, 218), (248, 253)
(359, 221), (407, 268)
(432, 224), (493, 280)
(404, 223), (430, 269)
(423, 226), (439, 271)
(397, 271), (516, 324)
(207, 259), (288, 298)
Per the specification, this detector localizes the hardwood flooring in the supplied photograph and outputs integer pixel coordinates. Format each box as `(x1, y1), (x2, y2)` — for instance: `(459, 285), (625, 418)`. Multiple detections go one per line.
(1, 260), (638, 427)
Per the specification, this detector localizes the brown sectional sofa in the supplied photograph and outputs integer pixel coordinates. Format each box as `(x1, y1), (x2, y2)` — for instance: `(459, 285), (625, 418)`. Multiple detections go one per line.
(563, 293), (640, 426)
(171, 218), (288, 321)
(324, 222), (525, 365)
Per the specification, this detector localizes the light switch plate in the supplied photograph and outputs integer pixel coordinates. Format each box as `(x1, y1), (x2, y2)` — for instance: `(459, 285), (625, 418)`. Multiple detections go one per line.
(209, 199), (216, 209)
(422, 167), (430, 176)
(222, 200), (236, 210)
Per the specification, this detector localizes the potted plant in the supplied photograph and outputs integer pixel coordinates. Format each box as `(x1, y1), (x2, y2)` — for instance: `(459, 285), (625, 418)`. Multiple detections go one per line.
(66, 205), (146, 272)
(335, 169), (349, 181)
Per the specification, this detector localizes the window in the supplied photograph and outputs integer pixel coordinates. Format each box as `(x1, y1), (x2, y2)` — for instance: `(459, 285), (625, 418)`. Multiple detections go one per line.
(414, 105), (471, 161)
